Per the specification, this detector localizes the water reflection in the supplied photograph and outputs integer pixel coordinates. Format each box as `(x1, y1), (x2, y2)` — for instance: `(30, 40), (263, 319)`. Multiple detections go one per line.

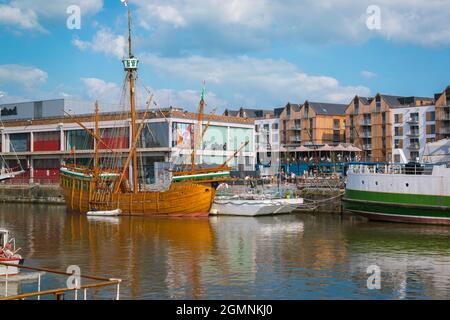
(1, 204), (450, 299)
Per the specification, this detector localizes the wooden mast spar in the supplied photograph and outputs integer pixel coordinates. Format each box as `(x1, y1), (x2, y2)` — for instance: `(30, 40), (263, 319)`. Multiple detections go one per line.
(127, 8), (138, 193)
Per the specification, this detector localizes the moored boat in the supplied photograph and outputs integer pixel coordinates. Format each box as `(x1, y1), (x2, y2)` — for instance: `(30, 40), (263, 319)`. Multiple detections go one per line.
(0, 229), (23, 276)
(87, 208), (122, 217)
(343, 163), (450, 225)
(210, 195), (303, 216)
(59, 8), (236, 217)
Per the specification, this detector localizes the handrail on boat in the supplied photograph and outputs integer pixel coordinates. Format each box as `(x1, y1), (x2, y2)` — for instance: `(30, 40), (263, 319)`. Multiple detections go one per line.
(0, 261), (122, 300)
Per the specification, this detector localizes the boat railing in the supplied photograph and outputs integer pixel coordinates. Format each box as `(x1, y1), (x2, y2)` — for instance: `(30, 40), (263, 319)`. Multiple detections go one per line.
(0, 262), (121, 300)
(348, 164), (435, 175)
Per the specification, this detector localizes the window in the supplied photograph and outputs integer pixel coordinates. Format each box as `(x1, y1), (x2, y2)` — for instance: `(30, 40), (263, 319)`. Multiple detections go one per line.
(304, 105), (309, 118)
(430, 124), (436, 134)
(427, 111), (435, 121)
(333, 119), (340, 130)
(354, 99), (359, 114)
(395, 114), (400, 124)
(394, 139), (400, 148)
(272, 123), (278, 130)
(410, 112), (419, 122)
(255, 125), (260, 133)
(395, 127), (402, 136)
(375, 96), (381, 112)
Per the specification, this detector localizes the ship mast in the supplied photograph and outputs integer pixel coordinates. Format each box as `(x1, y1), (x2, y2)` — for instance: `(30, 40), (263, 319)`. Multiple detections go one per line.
(123, 8), (139, 193)
(94, 101), (100, 173)
(191, 86), (205, 173)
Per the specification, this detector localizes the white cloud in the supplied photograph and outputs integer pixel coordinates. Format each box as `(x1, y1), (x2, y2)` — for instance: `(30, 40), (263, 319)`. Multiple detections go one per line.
(10, 0), (103, 19)
(81, 78), (122, 103)
(129, 0), (450, 49)
(73, 29), (127, 59)
(0, 0), (103, 32)
(154, 88), (225, 110)
(0, 4), (45, 32)
(0, 64), (48, 87)
(361, 70), (377, 79)
(141, 54), (370, 106)
(80, 77), (224, 112)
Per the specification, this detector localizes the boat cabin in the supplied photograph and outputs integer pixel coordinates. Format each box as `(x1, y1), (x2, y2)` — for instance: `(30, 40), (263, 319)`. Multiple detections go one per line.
(0, 229), (15, 251)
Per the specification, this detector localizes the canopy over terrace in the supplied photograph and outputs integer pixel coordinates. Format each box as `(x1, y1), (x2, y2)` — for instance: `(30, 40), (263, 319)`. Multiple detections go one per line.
(280, 143), (362, 163)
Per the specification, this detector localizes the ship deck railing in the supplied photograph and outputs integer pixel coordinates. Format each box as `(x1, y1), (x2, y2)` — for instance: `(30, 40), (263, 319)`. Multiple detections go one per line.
(348, 163), (435, 176)
(0, 261), (122, 300)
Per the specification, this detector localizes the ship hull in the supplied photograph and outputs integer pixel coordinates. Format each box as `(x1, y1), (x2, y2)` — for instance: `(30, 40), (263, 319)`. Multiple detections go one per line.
(60, 172), (215, 216)
(343, 170), (450, 225)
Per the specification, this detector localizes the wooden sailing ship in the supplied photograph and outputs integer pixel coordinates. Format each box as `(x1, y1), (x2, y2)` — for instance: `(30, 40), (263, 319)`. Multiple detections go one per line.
(59, 8), (235, 216)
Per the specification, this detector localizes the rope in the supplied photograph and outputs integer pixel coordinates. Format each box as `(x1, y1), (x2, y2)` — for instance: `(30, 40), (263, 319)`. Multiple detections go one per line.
(301, 191), (344, 204)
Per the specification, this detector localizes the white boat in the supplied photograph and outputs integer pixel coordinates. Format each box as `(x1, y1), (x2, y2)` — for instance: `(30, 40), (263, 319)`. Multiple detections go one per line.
(210, 195), (303, 217)
(0, 229), (23, 277)
(87, 208), (122, 217)
(343, 163), (450, 225)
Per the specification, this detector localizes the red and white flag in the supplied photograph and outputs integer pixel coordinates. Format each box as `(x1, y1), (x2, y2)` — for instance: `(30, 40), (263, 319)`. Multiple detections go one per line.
(121, 0), (128, 6)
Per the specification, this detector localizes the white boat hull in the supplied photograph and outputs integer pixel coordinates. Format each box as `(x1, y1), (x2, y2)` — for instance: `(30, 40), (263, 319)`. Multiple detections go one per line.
(210, 198), (303, 217)
(0, 258), (22, 276)
(87, 209), (122, 217)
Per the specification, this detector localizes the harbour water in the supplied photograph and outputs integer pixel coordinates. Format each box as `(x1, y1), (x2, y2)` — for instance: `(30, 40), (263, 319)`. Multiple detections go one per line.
(1, 203), (450, 299)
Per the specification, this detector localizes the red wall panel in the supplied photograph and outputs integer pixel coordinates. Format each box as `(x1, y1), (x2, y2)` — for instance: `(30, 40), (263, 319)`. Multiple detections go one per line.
(34, 140), (60, 151)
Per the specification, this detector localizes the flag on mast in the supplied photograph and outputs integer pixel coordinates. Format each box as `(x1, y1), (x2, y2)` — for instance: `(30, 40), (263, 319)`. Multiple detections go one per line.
(121, 0), (128, 6)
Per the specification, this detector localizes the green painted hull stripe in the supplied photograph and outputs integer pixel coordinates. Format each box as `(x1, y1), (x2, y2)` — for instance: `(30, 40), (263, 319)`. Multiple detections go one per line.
(345, 189), (450, 206)
(344, 189), (450, 218)
(172, 172), (230, 181)
(60, 168), (118, 180)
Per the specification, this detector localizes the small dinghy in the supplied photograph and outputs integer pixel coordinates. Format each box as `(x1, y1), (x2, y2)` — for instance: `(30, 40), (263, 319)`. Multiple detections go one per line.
(86, 208), (122, 217)
(210, 195), (303, 217)
(0, 229), (24, 277)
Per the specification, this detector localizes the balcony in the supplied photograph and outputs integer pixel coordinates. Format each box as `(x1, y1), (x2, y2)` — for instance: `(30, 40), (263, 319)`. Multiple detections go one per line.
(363, 144), (372, 151)
(289, 125), (302, 130)
(407, 117), (419, 124)
(360, 119), (372, 126)
(439, 128), (450, 135)
(407, 130), (420, 137)
(290, 136), (301, 143)
(409, 143), (420, 150)
(361, 131), (372, 138)
(441, 114), (450, 121)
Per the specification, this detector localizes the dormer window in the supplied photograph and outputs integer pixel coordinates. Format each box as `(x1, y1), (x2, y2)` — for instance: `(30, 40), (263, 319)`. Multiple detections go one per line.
(376, 96), (381, 112)
(354, 98), (359, 114)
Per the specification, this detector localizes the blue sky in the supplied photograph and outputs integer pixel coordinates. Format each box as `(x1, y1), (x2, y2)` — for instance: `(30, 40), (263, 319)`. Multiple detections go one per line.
(1, 0), (450, 112)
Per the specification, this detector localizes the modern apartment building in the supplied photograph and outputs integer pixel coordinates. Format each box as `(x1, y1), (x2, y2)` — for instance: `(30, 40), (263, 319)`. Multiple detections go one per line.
(224, 106), (284, 176)
(391, 105), (436, 162)
(435, 86), (450, 140)
(0, 99), (256, 184)
(346, 94), (434, 162)
(279, 101), (346, 147)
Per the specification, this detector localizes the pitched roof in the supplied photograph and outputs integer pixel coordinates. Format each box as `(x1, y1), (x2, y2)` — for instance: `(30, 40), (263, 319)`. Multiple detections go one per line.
(285, 102), (301, 112)
(380, 94), (434, 108)
(274, 107), (285, 117)
(307, 102), (347, 115)
(359, 97), (374, 105)
(223, 109), (239, 116)
(223, 107), (274, 119)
